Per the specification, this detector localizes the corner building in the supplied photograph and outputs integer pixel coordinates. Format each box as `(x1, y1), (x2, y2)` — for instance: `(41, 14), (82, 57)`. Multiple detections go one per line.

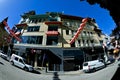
(13, 11), (105, 71)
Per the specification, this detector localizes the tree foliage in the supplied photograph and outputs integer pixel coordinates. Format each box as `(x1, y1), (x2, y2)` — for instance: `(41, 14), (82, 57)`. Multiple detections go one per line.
(82, 0), (120, 25)
(81, 0), (120, 37)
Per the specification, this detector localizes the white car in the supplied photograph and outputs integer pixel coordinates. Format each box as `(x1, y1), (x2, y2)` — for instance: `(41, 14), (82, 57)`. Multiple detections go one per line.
(10, 54), (34, 72)
(83, 59), (105, 73)
(0, 52), (8, 60)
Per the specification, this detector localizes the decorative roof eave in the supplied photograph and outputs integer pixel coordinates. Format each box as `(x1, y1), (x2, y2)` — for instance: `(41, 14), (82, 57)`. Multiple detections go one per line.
(21, 11), (36, 19)
(94, 28), (102, 32)
(29, 15), (49, 20)
(15, 23), (28, 28)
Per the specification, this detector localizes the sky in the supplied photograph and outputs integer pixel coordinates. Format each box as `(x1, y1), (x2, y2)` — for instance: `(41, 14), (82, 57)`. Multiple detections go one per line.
(0, 0), (116, 35)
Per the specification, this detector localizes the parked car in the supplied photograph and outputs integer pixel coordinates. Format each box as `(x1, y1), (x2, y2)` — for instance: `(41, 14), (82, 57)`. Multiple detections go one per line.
(106, 57), (115, 65)
(118, 63), (120, 67)
(0, 52), (8, 60)
(10, 54), (34, 72)
(83, 59), (105, 73)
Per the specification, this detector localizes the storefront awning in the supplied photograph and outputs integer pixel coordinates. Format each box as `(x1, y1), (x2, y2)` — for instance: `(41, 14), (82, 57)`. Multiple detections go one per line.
(46, 31), (59, 36)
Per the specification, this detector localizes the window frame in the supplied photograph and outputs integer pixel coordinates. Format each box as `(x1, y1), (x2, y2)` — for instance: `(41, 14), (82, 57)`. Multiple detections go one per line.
(27, 26), (40, 32)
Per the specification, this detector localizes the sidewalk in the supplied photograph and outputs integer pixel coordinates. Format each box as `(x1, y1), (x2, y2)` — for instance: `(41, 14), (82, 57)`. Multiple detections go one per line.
(34, 68), (83, 75)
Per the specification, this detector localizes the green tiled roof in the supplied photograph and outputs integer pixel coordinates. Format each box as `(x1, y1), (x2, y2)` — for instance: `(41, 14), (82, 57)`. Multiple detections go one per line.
(29, 14), (49, 19)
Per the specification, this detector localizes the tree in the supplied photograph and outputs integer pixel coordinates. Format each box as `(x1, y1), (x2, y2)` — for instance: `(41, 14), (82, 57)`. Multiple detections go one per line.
(0, 18), (9, 47)
(81, 0), (120, 39)
(81, 0), (120, 26)
(111, 26), (120, 40)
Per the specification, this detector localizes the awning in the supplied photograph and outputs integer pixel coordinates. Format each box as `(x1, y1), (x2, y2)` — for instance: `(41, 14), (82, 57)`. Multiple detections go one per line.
(46, 31), (59, 36)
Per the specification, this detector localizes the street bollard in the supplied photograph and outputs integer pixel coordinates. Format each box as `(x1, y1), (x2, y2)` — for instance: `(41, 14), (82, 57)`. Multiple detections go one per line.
(53, 72), (60, 80)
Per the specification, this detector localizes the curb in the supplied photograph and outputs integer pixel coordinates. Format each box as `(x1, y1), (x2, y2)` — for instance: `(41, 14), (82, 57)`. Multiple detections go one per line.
(34, 68), (83, 75)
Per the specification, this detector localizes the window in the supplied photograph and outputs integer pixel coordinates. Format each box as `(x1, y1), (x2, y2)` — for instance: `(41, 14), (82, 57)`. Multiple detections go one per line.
(49, 18), (57, 21)
(83, 31), (86, 35)
(91, 40), (94, 43)
(19, 59), (24, 64)
(48, 26), (58, 31)
(17, 28), (22, 32)
(27, 26), (40, 32)
(21, 36), (43, 44)
(66, 30), (69, 35)
(90, 32), (93, 35)
(97, 33), (101, 37)
(83, 63), (88, 66)
(46, 36), (58, 45)
(86, 40), (89, 46)
(78, 40), (81, 46)
(38, 19), (42, 22)
(71, 41), (75, 47)
(15, 57), (18, 61)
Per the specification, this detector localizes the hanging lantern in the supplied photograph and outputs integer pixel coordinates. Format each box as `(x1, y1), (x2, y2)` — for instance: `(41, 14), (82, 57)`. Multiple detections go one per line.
(82, 18), (88, 23)
(69, 18), (88, 44)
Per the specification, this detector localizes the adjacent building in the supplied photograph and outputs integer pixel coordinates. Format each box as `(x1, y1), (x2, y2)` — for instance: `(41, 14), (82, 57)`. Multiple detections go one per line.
(0, 18), (10, 53)
(12, 11), (105, 71)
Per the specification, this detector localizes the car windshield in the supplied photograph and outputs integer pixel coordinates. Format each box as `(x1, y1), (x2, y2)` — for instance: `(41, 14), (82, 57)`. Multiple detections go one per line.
(83, 63), (88, 66)
(19, 59), (24, 64)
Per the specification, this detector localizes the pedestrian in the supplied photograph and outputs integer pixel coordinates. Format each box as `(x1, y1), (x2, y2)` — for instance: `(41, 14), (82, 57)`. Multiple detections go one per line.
(46, 63), (48, 73)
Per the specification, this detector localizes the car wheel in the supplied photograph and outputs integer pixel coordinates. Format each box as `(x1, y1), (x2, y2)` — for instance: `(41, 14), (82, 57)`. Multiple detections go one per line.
(24, 67), (29, 71)
(92, 68), (96, 72)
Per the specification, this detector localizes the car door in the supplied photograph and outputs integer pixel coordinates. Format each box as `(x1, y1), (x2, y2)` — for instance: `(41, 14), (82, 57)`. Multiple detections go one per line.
(99, 59), (105, 67)
(95, 61), (100, 69)
(14, 57), (19, 66)
(96, 60), (104, 69)
(17, 58), (25, 69)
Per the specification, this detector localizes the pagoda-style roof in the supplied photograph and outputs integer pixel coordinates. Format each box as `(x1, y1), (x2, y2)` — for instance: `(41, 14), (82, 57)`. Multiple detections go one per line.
(21, 11), (36, 19)
(94, 27), (102, 33)
(15, 23), (28, 28)
(29, 14), (49, 20)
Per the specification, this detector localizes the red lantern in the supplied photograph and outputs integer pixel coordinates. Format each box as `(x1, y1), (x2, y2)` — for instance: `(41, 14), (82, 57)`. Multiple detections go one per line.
(80, 23), (86, 28)
(69, 18), (88, 44)
(82, 18), (88, 23)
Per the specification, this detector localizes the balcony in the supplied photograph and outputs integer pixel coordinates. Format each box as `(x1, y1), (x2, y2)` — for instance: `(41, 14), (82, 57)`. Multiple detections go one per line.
(46, 31), (59, 36)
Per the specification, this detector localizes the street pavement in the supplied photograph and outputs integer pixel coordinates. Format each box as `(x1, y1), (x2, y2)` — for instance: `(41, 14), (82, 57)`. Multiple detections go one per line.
(0, 57), (120, 80)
